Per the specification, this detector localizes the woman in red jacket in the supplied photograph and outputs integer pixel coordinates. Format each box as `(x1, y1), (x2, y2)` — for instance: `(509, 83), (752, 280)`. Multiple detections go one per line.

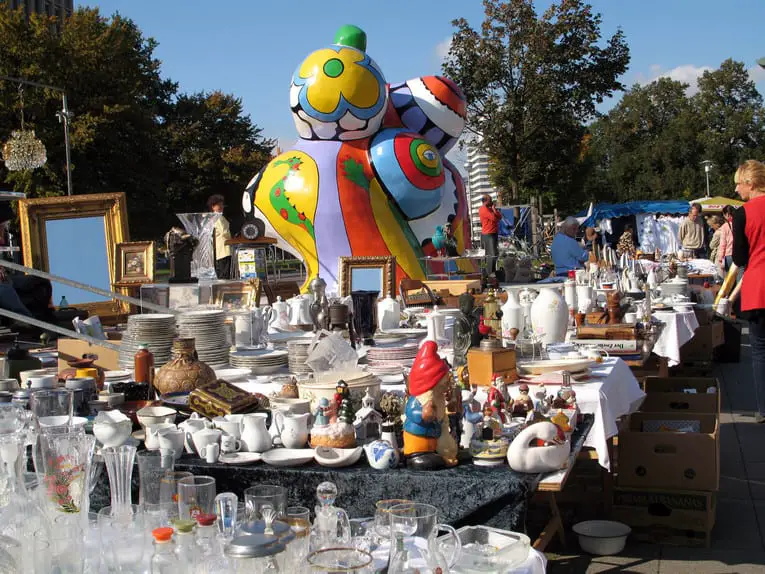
(732, 160), (765, 423)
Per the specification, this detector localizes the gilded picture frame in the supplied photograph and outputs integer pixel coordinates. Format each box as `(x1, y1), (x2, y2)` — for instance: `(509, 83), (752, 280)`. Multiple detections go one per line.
(212, 280), (261, 310)
(18, 192), (130, 321)
(114, 241), (155, 285)
(338, 255), (396, 298)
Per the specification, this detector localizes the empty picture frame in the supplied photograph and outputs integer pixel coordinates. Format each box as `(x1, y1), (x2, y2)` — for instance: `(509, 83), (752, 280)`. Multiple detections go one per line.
(338, 256), (396, 298)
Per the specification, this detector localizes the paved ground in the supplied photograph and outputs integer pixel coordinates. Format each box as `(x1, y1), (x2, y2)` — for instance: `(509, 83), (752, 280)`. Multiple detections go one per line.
(545, 328), (765, 573)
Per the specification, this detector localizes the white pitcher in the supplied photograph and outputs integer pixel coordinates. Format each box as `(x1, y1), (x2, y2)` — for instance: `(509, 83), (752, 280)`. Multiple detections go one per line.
(178, 413), (212, 454)
(274, 411), (310, 449)
(288, 295), (312, 327)
(501, 288), (522, 336)
(376, 295), (401, 331)
(240, 413), (272, 453)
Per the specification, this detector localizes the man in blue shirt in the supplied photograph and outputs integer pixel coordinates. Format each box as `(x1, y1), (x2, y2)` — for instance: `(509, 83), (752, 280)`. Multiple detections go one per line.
(551, 217), (589, 277)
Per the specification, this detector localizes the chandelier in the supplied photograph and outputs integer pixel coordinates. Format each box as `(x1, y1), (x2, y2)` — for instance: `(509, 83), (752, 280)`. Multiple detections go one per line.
(1, 85), (47, 172)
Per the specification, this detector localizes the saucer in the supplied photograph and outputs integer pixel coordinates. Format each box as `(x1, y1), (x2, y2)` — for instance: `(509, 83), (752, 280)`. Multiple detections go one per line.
(219, 452), (262, 465)
(261, 448), (315, 467)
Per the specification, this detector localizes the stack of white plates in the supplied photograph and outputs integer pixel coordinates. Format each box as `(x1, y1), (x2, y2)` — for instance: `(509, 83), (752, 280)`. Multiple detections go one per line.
(229, 348), (289, 375)
(118, 314), (176, 368)
(177, 310), (230, 368)
(287, 339), (314, 374)
(366, 342), (419, 375)
(104, 370), (132, 385)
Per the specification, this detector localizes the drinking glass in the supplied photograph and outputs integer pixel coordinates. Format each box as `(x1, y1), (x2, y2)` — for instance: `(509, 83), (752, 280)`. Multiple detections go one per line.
(38, 429), (95, 517)
(214, 492), (238, 539)
(137, 450), (175, 509)
(47, 515), (85, 574)
(158, 470), (193, 522)
(374, 499), (411, 540)
(287, 505), (311, 563)
(244, 484), (286, 521)
(177, 475), (216, 521)
(98, 504), (147, 573)
(30, 389), (74, 427)
(306, 548), (374, 573)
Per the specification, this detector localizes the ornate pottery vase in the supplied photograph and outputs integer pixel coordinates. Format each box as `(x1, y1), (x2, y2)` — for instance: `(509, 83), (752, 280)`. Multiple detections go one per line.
(529, 287), (568, 344)
(154, 338), (216, 396)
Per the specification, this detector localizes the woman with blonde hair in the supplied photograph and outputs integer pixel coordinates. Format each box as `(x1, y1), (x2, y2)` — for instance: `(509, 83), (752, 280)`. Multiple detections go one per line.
(732, 159), (765, 422)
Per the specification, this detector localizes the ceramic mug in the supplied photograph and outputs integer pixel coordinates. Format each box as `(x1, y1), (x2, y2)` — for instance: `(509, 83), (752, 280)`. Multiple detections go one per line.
(221, 434), (242, 454)
(200, 443), (220, 464)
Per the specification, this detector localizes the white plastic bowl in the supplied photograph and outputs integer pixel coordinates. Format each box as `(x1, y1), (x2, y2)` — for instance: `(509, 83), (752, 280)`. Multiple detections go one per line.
(572, 520), (631, 555)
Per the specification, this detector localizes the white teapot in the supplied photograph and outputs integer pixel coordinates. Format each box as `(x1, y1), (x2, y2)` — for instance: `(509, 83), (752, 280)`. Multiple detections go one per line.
(267, 297), (291, 332)
(287, 294), (313, 327)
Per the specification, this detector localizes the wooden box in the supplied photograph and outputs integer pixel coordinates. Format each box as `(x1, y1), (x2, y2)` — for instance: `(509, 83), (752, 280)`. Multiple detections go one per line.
(189, 379), (262, 418)
(466, 347), (517, 387)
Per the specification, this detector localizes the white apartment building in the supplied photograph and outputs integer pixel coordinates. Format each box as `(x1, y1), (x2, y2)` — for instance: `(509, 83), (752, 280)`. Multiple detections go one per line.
(465, 141), (499, 243)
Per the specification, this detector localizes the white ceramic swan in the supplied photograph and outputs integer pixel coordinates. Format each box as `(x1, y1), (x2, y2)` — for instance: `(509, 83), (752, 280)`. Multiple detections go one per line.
(507, 422), (571, 473)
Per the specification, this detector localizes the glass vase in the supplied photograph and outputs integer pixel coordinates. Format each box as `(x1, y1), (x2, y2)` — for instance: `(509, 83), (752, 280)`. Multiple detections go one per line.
(39, 428), (95, 517)
(176, 212), (221, 280)
(102, 445), (136, 515)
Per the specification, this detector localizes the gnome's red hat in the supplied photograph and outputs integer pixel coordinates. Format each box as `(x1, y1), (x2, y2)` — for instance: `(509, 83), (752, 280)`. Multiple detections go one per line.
(409, 341), (449, 396)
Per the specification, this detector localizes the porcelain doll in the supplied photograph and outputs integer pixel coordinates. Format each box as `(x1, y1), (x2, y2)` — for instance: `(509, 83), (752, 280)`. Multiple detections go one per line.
(332, 380), (349, 422)
(313, 397), (331, 427)
(486, 375), (507, 423)
(403, 341), (458, 470)
(460, 390), (483, 449)
(511, 383), (535, 417)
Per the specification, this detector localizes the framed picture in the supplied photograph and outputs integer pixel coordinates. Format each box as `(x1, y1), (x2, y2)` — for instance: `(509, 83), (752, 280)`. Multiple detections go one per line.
(338, 256), (396, 298)
(114, 241), (155, 285)
(213, 280), (261, 310)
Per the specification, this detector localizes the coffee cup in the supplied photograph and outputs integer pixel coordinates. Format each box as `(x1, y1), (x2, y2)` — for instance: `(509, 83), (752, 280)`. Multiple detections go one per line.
(221, 434), (242, 454)
(200, 442), (220, 464)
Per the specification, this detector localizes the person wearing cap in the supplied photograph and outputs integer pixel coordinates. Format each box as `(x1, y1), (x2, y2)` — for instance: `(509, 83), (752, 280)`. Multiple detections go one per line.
(403, 341), (458, 469)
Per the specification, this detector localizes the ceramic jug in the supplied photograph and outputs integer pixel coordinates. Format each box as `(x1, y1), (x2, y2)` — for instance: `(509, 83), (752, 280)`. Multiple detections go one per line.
(240, 413), (272, 453)
(144, 423), (176, 451)
(288, 295), (313, 327)
(501, 289), (522, 337)
(377, 295), (401, 331)
(273, 411), (310, 449)
(268, 296), (291, 332)
(178, 413), (212, 454)
(387, 503), (462, 574)
(529, 287), (568, 344)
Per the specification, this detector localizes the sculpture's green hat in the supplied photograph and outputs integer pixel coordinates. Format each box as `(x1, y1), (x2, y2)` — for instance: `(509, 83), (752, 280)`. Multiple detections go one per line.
(334, 25), (366, 52)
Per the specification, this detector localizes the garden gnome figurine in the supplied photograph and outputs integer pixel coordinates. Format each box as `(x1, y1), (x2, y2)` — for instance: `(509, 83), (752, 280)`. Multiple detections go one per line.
(403, 341), (458, 469)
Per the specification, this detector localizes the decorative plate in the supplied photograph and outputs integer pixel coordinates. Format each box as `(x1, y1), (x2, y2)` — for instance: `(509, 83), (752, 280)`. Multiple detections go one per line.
(219, 452), (262, 465)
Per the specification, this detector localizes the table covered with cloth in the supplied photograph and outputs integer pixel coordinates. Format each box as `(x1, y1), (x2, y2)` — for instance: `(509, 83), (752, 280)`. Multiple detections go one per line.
(91, 417), (592, 535)
(652, 309), (699, 367)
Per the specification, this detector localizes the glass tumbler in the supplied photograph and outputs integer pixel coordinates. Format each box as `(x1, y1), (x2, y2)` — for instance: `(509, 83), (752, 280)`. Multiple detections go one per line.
(158, 470), (193, 522)
(177, 475), (216, 521)
(98, 504), (147, 573)
(244, 484), (287, 521)
(30, 389), (74, 428)
(137, 450), (175, 508)
(287, 505), (311, 564)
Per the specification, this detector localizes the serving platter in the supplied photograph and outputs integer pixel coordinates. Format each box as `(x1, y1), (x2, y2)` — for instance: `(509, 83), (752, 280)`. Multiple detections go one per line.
(517, 358), (594, 375)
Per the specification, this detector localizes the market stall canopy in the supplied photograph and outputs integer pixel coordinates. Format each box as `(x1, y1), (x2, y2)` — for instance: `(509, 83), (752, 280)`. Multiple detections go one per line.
(689, 196), (744, 212)
(577, 200), (690, 228)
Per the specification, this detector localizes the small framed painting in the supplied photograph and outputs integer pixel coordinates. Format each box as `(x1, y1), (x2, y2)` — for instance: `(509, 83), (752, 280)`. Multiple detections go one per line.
(114, 241), (155, 285)
(213, 280), (261, 310)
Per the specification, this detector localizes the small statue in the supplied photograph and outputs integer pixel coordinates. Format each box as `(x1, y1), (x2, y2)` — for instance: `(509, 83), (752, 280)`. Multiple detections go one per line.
(165, 226), (198, 283)
(481, 405), (502, 439)
(511, 383), (534, 417)
(403, 341), (458, 470)
(550, 410), (573, 433)
(313, 397), (331, 427)
(456, 365), (470, 391)
(486, 375), (507, 423)
(552, 373), (575, 409)
(338, 397), (355, 424)
(309, 275), (330, 332)
(453, 292), (481, 367)
(333, 380), (349, 422)
(460, 389), (483, 449)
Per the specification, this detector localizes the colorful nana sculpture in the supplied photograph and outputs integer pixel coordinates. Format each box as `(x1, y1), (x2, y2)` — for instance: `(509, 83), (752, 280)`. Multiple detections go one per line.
(242, 24), (471, 292)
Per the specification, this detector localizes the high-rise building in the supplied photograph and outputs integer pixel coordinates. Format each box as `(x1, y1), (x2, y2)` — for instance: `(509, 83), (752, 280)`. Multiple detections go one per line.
(465, 140), (499, 243)
(6, 0), (73, 22)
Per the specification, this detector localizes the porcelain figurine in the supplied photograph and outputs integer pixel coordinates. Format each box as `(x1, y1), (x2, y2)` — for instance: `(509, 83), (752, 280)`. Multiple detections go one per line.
(552, 372), (576, 409)
(486, 375), (507, 423)
(353, 390), (384, 441)
(481, 406), (502, 439)
(452, 292), (481, 367)
(403, 341), (458, 470)
(332, 380), (349, 422)
(507, 422), (570, 473)
(363, 439), (400, 470)
(314, 397), (332, 427)
(511, 383), (534, 417)
(460, 390), (483, 449)
(550, 410), (573, 434)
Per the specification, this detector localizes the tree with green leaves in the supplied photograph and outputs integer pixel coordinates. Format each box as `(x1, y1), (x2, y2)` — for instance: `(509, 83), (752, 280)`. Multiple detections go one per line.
(443, 0), (629, 209)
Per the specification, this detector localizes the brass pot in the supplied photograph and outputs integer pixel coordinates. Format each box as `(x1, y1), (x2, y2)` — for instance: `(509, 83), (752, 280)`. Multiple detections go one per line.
(154, 338), (216, 396)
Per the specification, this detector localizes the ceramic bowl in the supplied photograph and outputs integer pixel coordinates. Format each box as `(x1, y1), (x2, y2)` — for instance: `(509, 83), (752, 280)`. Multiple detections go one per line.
(136, 406), (177, 428)
(92, 412), (132, 447)
(38, 415), (88, 428)
(572, 520), (630, 555)
(28, 375), (58, 390)
(261, 448), (315, 467)
(297, 380), (380, 412)
(19, 369), (57, 388)
(314, 446), (363, 468)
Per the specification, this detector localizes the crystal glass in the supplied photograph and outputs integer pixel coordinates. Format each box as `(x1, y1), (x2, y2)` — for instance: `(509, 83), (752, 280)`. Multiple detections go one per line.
(39, 429), (95, 517)
(137, 449), (175, 510)
(388, 503), (461, 573)
(177, 475), (216, 521)
(306, 548), (374, 573)
(214, 492), (238, 539)
(245, 484), (286, 521)
(287, 505), (311, 564)
(374, 499), (411, 540)
(98, 504), (147, 573)
(176, 212), (221, 280)
(30, 389), (73, 427)
(159, 470), (193, 522)
(102, 445), (137, 514)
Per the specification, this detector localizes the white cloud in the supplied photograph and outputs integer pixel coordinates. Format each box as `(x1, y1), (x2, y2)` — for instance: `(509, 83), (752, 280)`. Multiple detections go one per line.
(435, 37), (452, 63)
(636, 64), (713, 96)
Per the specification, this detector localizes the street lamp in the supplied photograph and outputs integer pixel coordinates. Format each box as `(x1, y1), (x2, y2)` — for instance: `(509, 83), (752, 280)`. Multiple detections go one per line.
(701, 160), (713, 198)
(0, 75), (73, 196)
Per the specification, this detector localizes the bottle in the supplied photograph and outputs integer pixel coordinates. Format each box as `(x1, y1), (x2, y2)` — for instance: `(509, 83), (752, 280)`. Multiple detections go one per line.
(134, 344), (155, 387)
(151, 527), (180, 574)
(172, 519), (200, 570)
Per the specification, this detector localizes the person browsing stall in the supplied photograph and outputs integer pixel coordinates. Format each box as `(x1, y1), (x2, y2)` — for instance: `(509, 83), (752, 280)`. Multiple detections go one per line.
(679, 203), (705, 258)
(718, 205), (735, 270)
(478, 195), (502, 275)
(551, 217), (588, 277)
(208, 194), (232, 279)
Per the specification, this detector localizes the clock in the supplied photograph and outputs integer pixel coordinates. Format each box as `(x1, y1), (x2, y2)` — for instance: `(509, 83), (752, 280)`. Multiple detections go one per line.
(241, 218), (266, 240)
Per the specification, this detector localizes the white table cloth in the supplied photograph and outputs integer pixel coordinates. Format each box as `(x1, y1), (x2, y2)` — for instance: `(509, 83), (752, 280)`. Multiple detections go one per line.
(652, 309), (699, 367)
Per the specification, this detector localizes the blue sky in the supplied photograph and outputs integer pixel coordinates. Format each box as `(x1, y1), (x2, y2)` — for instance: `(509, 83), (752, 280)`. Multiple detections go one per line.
(85, 0), (765, 164)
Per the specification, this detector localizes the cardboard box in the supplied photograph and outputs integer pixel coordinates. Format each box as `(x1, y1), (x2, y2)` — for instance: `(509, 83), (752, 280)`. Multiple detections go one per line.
(57, 338), (121, 372)
(618, 412), (719, 491)
(641, 377), (720, 415)
(679, 322), (724, 361)
(612, 487), (715, 548)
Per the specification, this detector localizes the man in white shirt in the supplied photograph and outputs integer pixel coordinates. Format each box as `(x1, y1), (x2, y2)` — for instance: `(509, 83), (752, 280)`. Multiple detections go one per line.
(208, 194), (232, 279)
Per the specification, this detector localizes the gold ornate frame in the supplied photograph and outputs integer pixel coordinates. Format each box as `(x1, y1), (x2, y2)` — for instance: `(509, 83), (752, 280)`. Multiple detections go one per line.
(213, 279), (261, 310)
(19, 193), (130, 320)
(338, 255), (396, 298)
(114, 241), (155, 286)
